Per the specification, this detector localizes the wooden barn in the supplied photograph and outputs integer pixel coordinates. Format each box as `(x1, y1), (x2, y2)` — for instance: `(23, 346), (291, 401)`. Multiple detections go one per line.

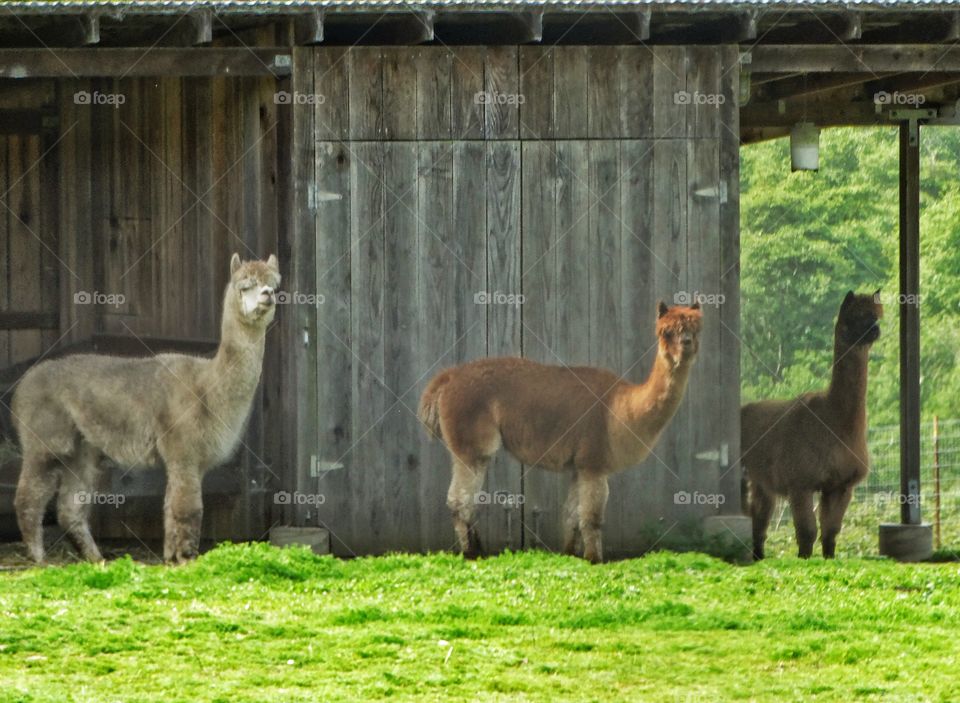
(0, 0), (956, 559)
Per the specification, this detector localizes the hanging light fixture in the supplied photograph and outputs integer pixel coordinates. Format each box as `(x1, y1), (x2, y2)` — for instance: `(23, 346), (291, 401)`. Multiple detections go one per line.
(790, 122), (820, 172)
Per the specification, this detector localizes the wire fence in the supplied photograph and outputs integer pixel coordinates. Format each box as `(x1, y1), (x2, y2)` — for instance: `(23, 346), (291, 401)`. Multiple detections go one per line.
(768, 417), (960, 555)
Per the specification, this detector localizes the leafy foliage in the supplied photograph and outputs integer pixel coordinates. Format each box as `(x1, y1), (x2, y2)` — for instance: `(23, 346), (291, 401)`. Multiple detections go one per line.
(741, 127), (960, 425)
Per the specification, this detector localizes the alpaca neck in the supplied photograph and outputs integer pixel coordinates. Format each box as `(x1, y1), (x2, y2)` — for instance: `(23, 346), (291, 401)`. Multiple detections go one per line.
(205, 290), (267, 409)
(624, 352), (694, 438)
(827, 336), (870, 434)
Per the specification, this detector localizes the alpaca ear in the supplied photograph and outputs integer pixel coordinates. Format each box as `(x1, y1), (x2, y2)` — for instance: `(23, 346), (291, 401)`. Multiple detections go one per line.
(841, 290), (855, 309)
(266, 254), (279, 272)
(690, 301), (701, 310)
(657, 301), (669, 318)
(230, 253), (242, 275)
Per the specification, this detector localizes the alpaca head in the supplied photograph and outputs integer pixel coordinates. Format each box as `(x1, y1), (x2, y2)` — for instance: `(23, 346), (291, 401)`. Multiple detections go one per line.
(837, 289), (882, 347)
(228, 253), (281, 327)
(656, 301), (703, 365)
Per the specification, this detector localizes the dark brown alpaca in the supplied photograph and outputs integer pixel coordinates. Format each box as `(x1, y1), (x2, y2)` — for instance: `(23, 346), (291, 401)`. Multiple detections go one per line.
(741, 290), (882, 560)
(419, 302), (702, 563)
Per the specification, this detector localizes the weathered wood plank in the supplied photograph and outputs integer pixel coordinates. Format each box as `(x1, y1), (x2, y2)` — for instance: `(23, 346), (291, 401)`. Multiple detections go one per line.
(519, 46), (553, 140)
(647, 138), (688, 546)
(553, 46), (588, 139)
(349, 141), (386, 555)
(619, 46), (654, 139)
(718, 45), (743, 511)
(313, 141), (354, 555)
(483, 47), (520, 139)
(450, 47), (484, 139)
(0, 138), (8, 367)
(653, 47), (687, 139)
(290, 47), (318, 528)
(0, 48), (292, 78)
(518, 140), (559, 551)
(612, 139), (657, 555)
(381, 142), (420, 551)
(417, 141), (456, 552)
(588, 47), (621, 138)
(687, 46), (723, 139)
(416, 49), (452, 140)
(57, 80), (96, 344)
(686, 138), (723, 528)
(484, 141), (522, 552)
(348, 48), (382, 140)
(381, 48), (417, 140)
(7, 134), (43, 363)
(314, 48), (350, 141)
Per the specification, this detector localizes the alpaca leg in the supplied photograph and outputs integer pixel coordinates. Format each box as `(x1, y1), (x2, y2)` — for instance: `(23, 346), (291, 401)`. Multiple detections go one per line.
(56, 444), (103, 562)
(163, 468), (203, 564)
(446, 457), (488, 558)
(749, 483), (776, 561)
(577, 474), (609, 564)
(819, 486), (854, 559)
(562, 476), (581, 556)
(788, 491), (817, 559)
(14, 455), (60, 563)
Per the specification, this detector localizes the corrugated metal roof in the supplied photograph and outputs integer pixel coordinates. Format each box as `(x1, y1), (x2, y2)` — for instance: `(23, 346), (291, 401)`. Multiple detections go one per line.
(2, 0), (960, 12)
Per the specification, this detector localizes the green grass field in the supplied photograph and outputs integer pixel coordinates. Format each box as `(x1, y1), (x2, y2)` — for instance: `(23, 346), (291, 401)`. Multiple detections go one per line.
(1, 543), (959, 703)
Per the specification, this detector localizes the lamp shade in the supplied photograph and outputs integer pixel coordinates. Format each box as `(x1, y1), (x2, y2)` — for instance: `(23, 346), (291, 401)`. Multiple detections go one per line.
(790, 122), (820, 172)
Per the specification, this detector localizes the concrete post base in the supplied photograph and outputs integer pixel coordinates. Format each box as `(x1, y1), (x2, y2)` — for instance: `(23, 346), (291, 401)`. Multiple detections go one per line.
(702, 515), (753, 562)
(269, 526), (331, 555)
(878, 523), (933, 562)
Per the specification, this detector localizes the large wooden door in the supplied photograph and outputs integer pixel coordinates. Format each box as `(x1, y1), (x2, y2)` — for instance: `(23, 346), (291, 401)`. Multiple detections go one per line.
(296, 45), (740, 557)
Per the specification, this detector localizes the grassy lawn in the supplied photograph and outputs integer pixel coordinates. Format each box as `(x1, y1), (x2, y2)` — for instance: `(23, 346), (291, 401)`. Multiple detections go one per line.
(1, 544), (959, 702)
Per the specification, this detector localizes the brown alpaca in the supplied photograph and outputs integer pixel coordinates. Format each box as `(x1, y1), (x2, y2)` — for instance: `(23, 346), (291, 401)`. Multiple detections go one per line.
(419, 302), (702, 563)
(13, 254), (280, 564)
(741, 290), (882, 560)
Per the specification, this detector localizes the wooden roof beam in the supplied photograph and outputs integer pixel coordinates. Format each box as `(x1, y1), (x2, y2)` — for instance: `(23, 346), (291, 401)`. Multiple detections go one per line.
(754, 72), (900, 102)
(865, 72), (960, 103)
(750, 45), (960, 73)
(0, 48), (292, 78)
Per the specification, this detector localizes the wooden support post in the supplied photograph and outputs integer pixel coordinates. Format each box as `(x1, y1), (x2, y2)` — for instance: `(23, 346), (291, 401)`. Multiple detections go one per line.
(899, 120), (921, 526)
